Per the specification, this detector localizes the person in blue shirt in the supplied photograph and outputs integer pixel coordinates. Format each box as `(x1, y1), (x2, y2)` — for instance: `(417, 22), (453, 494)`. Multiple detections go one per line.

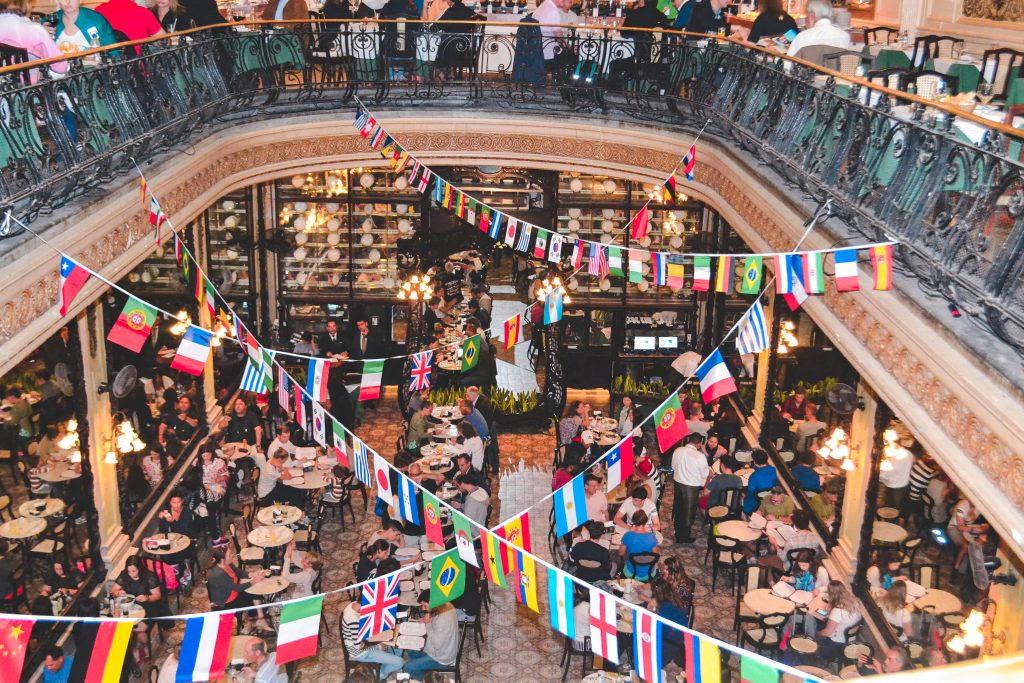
(672, 0), (694, 29)
(743, 449), (778, 515)
(619, 510), (660, 581)
(790, 452), (822, 493)
(42, 646), (73, 683)
(649, 578), (688, 668)
(458, 398), (489, 440)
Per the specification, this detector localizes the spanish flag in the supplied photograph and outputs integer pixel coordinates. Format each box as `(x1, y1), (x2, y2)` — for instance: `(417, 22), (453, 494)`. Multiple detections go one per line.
(870, 244), (893, 290)
(69, 621), (135, 683)
(714, 255), (735, 294)
(499, 512), (532, 573)
(482, 530), (507, 587)
(503, 314), (520, 351)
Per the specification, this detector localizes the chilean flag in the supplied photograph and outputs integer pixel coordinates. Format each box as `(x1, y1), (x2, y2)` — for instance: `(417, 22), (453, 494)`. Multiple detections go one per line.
(834, 248), (860, 292)
(306, 358), (329, 402)
(58, 256), (90, 316)
(170, 326), (213, 376)
(605, 436), (634, 493)
(632, 609), (663, 683)
(696, 349), (737, 403)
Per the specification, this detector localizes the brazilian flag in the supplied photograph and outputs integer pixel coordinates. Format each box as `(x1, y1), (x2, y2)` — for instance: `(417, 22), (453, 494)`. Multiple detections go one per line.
(461, 333), (481, 372)
(739, 255), (763, 294)
(429, 549), (466, 608)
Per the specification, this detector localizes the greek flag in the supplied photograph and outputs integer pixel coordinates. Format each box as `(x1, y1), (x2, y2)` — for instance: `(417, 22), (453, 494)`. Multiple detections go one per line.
(240, 351), (275, 393)
(736, 300), (769, 355)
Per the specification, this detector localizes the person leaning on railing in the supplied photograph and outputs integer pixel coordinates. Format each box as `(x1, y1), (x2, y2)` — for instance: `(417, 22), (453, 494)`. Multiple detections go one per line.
(0, 0), (67, 81)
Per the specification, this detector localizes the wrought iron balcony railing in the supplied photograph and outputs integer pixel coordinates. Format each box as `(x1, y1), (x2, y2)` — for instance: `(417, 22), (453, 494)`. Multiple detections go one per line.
(0, 21), (1021, 357)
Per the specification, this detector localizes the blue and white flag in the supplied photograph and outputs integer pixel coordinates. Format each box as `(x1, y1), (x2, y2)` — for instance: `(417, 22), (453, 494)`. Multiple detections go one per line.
(553, 473), (588, 536)
(353, 437), (371, 486)
(515, 223), (533, 252)
(547, 567), (575, 639)
(306, 358), (329, 402)
(395, 472), (420, 524)
(543, 288), (563, 325)
(488, 212), (504, 240)
(736, 299), (770, 356)
(240, 350), (274, 394)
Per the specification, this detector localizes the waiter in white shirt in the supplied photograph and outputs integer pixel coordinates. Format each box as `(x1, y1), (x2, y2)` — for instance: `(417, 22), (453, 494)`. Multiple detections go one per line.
(671, 433), (710, 543)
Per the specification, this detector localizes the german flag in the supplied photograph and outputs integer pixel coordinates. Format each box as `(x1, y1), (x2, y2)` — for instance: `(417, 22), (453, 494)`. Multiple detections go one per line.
(714, 255), (735, 294)
(69, 621), (135, 683)
(663, 174), (678, 203)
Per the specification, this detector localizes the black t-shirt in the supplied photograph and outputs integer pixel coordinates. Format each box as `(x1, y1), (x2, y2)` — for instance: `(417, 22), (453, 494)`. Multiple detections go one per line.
(116, 570), (159, 599)
(227, 411), (260, 444)
(569, 541), (612, 582)
(747, 11), (797, 43)
(163, 412), (197, 440)
(44, 569), (83, 592)
(685, 1), (730, 36)
(442, 270), (463, 300)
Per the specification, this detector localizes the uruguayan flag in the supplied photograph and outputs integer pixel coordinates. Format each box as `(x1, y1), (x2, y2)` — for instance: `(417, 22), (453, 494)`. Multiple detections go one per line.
(736, 300), (770, 355)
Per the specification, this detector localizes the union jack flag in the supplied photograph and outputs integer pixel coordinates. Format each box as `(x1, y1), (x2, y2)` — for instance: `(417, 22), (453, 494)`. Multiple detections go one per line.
(357, 574), (401, 641)
(409, 350), (433, 391)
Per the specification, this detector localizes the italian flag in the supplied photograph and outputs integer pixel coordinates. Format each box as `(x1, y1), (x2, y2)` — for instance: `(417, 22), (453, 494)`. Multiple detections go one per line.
(275, 595), (324, 665)
(359, 359), (384, 401)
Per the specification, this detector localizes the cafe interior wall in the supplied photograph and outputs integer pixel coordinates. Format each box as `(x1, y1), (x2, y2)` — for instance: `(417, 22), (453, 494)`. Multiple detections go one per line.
(889, 0), (1024, 51)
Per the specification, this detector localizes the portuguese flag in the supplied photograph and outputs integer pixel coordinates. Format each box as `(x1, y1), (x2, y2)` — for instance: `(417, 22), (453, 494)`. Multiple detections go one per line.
(422, 490), (445, 546)
(653, 392), (689, 453)
(107, 296), (157, 353)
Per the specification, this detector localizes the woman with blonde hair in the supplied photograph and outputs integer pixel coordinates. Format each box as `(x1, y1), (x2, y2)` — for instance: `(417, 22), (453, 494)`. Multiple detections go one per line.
(816, 580), (863, 660)
(150, 0), (193, 32)
(876, 579), (915, 638)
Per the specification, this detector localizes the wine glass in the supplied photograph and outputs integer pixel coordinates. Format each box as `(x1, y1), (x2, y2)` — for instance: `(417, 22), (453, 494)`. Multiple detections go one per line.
(977, 82), (994, 106)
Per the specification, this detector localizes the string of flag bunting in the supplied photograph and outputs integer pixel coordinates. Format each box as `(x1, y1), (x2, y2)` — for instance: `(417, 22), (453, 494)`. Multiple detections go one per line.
(352, 101), (898, 296)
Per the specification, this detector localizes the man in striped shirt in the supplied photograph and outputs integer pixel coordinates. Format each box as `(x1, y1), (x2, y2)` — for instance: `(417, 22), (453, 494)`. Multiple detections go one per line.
(906, 452), (936, 520)
(341, 599), (406, 677)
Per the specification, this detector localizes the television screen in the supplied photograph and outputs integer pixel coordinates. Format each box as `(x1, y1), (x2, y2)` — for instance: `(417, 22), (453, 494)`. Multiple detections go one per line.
(659, 337), (679, 349)
(633, 336), (656, 351)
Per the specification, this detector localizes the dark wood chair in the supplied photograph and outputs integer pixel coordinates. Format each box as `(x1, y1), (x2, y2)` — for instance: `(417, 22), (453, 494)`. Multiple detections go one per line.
(0, 43), (30, 86)
(740, 612), (787, 654)
(981, 48), (1024, 100)
(899, 69), (958, 98)
(560, 635), (594, 681)
(863, 27), (900, 46)
(910, 35), (965, 67)
(823, 50), (871, 77)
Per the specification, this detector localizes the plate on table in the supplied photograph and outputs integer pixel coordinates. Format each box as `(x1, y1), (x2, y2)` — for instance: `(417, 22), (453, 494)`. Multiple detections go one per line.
(399, 621), (427, 637)
(289, 476), (305, 485)
(395, 547), (419, 559)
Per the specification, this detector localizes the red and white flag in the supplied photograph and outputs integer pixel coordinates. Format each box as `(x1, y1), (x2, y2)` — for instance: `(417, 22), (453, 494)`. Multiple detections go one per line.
(373, 453), (393, 506)
(633, 609), (662, 683)
(589, 588), (620, 664)
(58, 255), (89, 316)
(306, 358), (329, 402)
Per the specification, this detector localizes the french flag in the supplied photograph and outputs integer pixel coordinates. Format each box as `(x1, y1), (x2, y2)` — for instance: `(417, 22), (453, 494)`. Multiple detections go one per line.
(834, 248), (860, 292)
(696, 349), (737, 403)
(605, 436), (634, 493)
(170, 326), (213, 376)
(176, 613), (233, 682)
(306, 358), (329, 402)
(58, 255), (90, 316)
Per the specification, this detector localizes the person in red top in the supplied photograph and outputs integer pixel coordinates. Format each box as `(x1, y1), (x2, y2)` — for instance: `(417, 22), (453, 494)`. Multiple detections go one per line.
(95, 0), (164, 44)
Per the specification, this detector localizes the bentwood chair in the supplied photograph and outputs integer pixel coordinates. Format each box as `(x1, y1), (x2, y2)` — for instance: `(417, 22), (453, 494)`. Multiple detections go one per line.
(911, 35), (966, 66)
(823, 50), (871, 77)
(740, 612), (787, 654)
(899, 70), (958, 99)
(734, 564), (763, 642)
(710, 536), (746, 593)
(560, 635), (594, 681)
(980, 48), (1024, 100)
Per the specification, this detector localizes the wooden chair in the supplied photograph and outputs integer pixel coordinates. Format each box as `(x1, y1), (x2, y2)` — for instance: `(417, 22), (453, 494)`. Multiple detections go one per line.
(734, 564), (763, 641)
(0, 494), (11, 522)
(430, 622), (467, 682)
(842, 636), (873, 668)
(788, 634), (819, 659)
(625, 552), (659, 583)
(560, 635), (594, 681)
(898, 536), (924, 569)
(867, 67), (910, 90)
(710, 536), (745, 593)
(0, 43), (29, 86)
(0, 564), (28, 613)
(980, 48), (1024, 99)
(900, 70), (958, 99)
(740, 612), (787, 654)
(294, 501), (326, 553)
(863, 27), (900, 46)
(462, 608), (485, 657)
(29, 521), (67, 572)
(348, 476), (369, 511)
(339, 622), (381, 681)
(229, 522), (264, 569)
(328, 473), (357, 529)
(823, 50), (870, 77)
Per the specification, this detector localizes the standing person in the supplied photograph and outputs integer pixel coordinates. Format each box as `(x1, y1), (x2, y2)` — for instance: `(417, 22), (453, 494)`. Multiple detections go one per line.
(348, 318), (377, 361)
(879, 443), (914, 511)
(179, 0), (223, 27)
(671, 433), (709, 543)
(617, 395), (635, 436)
(906, 451), (936, 520)
(317, 319), (349, 360)
(745, 0), (796, 43)
(198, 444), (229, 547)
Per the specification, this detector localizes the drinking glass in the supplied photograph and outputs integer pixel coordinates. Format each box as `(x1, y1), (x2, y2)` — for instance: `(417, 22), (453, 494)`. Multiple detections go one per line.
(977, 82), (994, 105)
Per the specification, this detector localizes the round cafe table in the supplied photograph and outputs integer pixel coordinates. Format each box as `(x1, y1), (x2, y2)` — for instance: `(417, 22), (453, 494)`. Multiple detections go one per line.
(142, 533), (192, 556)
(716, 519), (763, 543)
(248, 525), (293, 549)
(18, 498), (65, 519)
(256, 504), (302, 526)
(591, 417), (618, 433)
(246, 576), (291, 596)
(872, 521), (908, 544)
(224, 442), (257, 462)
(37, 462), (81, 483)
(415, 453), (455, 474)
(0, 516), (47, 540)
(913, 589), (962, 615)
(285, 470), (329, 490)
(430, 406), (462, 422)
(743, 588), (796, 616)
(733, 468), (755, 487)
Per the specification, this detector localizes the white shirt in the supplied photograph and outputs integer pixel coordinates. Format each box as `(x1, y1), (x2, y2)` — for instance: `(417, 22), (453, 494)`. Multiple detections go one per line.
(266, 437), (296, 458)
(786, 18), (852, 60)
(533, 0), (564, 60)
(616, 498), (658, 527)
(454, 436), (485, 471)
(826, 607), (862, 643)
(879, 448), (913, 489)
(257, 461), (282, 498)
(671, 445), (710, 486)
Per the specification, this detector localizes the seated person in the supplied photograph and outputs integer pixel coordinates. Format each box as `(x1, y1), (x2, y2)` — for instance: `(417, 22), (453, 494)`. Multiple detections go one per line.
(368, 520), (406, 550)
(96, 0), (164, 43)
(809, 483), (840, 524)
(876, 580), (915, 639)
(705, 456), (742, 507)
(816, 580), (863, 660)
(158, 489), (197, 537)
(452, 474), (489, 527)
(865, 551), (909, 597)
(858, 646), (912, 675)
(790, 452), (822, 493)
(584, 475), (608, 523)
(704, 431), (727, 463)
(619, 511), (660, 581)
(449, 421), (484, 472)
(355, 539), (393, 582)
(256, 450), (305, 508)
(282, 541), (321, 599)
(613, 486), (661, 532)
(569, 521), (613, 583)
(404, 591), (460, 676)
(322, 464), (354, 502)
(408, 388), (430, 414)
(42, 559), (83, 598)
(757, 486), (795, 522)
(458, 399), (489, 440)
(159, 395), (198, 442)
(743, 449), (777, 515)
(240, 638), (287, 683)
(341, 600), (405, 678)
(265, 424), (297, 460)
(449, 454), (488, 493)
(406, 401), (433, 452)
(110, 557), (171, 620)
(780, 549), (829, 594)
